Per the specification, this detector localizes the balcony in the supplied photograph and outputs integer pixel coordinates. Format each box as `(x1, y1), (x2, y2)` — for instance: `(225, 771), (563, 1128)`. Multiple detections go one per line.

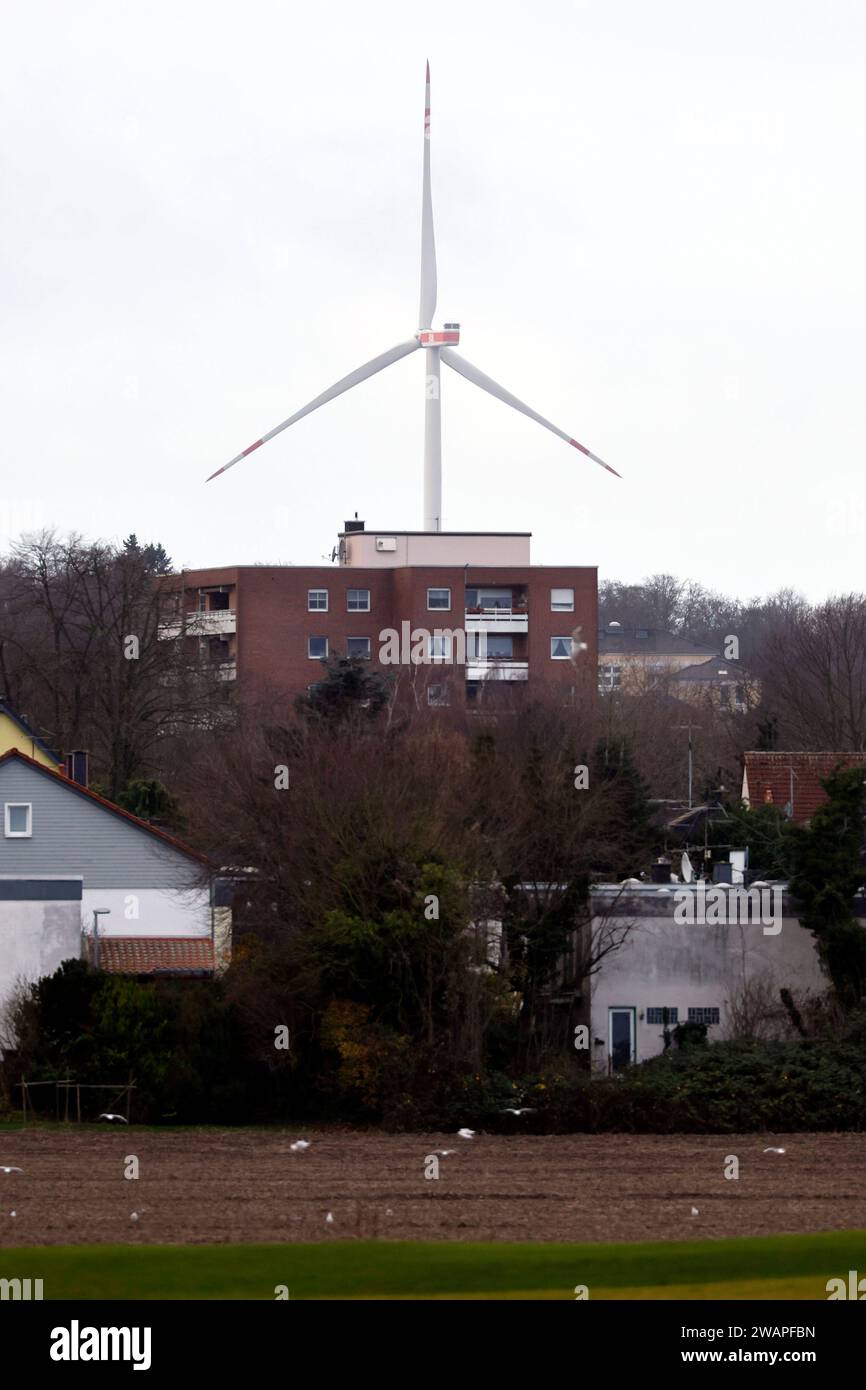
(159, 609), (237, 640)
(464, 606), (528, 635)
(465, 659), (529, 682)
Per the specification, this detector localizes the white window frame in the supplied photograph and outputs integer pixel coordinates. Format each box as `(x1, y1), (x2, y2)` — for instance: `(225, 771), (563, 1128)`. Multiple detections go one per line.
(5, 802), (32, 838)
(346, 636), (371, 661)
(307, 636), (328, 659)
(550, 587), (575, 612)
(428, 633), (452, 662)
(347, 588), (371, 612)
(308, 589), (328, 612)
(427, 587), (451, 611)
(550, 636), (572, 660)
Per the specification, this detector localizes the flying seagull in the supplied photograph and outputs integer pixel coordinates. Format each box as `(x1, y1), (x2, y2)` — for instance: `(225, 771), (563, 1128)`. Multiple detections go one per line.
(500, 1108), (536, 1116)
(97, 1113), (128, 1124)
(289, 1140), (310, 1152)
(457, 1128), (475, 1139)
(206, 64), (621, 529)
(0, 1166), (23, 1174)
(763, 1147), (786, 1154)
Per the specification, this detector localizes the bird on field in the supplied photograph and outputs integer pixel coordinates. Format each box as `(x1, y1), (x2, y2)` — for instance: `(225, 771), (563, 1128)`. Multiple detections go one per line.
(438, 1150), (456, 1156)
(457, 1129), (475, 1139)
(9, 1211), (15, 1218)
(500, 1108), (536, 1116)
(763, 1147), (786, 1154)
(131, 1212), (139, 1222)
(98, 1113), (128, 1124)
(691, 1207), (699, 1216)
(290, 1140), (310, 1152)
(325, 1211), (334, 1225)
(0, 1166), (23, 1174)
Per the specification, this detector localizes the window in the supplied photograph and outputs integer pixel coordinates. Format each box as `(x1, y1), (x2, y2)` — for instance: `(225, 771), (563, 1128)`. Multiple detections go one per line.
(427, 683), (449, 707)
(4, 803), (32, 838)
(635, 628), (650, 640)
(346, 636), (371, 660)
(308, 636), (328, 659)
(688, 1007), (720, 1026)
(308, 589), (328, 612)
(429, 633), (452, 661)
(427, 587), (451, 611)
(550, 587), (574, 612)
(465, 587), (512, 610)
(469, 634), (513, 659)
(647, 1007), (679, 1025)
(599, 663), (622, 691)
(550, 636), (572, 660)
(347, 588), (370, 612)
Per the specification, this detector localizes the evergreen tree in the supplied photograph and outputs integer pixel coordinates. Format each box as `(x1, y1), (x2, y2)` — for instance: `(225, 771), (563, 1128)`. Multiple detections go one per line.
(295, 653), (389, 724)
(789, 766), (866, 1010)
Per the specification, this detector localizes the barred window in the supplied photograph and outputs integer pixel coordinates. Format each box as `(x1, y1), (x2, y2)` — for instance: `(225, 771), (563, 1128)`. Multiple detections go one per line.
(688, 1007), (720, 1026)
(646, 1007), (678, 1025)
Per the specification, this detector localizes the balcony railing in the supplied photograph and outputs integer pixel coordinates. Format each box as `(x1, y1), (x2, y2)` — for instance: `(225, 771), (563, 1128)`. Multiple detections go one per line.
(464, 606), (528, 634)
(465, 659), (529, 682)
(158, 609), (237, 639)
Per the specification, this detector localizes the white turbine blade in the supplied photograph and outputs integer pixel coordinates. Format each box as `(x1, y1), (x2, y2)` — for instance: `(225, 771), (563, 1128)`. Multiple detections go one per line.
(418, 60), (437, 329)
(440, 348), (621, 478)
(207, 339), (421, 481)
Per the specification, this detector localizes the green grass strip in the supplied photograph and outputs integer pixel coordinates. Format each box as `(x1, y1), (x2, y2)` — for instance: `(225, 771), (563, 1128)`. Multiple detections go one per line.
(2, 1229), (865, 1300)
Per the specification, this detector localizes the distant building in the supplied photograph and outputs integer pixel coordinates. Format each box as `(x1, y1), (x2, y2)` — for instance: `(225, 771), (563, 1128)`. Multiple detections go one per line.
(597, 623), (718, 694)
(742, 750), (866, 825)
(668, 657), (760, 713)
(0, 703), (63, 772)
(159, 523), (598, 709)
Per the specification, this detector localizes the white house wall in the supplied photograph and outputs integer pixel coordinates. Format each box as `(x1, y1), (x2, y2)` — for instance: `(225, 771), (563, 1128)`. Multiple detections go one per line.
(81, 887), (211, 939)
(589, 887), (827, 1073)
(0, 887), (84, 1021)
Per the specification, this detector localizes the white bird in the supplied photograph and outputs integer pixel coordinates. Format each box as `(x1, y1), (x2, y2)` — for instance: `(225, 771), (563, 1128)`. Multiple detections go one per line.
(763, 1147), (786, 1154)
(500, 1108), (536, 1116)
(385, 1208), (393, 1216)
(9, 1211), (15, 1218)
(691, 1207), (699, 1216)
(457, 1128), (475, 1139)
(204, 63), (621, 530)
(130, 1212), (139, 1222)
(325, 1211), (334, 1225)
(438, 1150), (456, 1156)
(0, 1166), (23, 1174)
(98, 1113), (128, 1124)
(289, 1140), (310, 1152)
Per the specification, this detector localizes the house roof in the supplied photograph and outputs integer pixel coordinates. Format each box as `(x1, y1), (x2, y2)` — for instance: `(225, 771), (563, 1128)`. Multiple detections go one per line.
(670, 658), (748, 683)
(598, 626), (719, 658)
(96, 937), (215, 975)
(742, 751), (866, 824)
(0, 749), (209, 865)
(0, 702), (63, 767)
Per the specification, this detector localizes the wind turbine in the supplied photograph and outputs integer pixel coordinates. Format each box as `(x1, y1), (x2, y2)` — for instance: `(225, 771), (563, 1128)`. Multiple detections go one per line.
(207, 63), (620, 529)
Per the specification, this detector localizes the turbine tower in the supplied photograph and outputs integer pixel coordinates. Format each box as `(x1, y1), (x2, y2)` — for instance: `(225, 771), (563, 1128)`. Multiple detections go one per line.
(207, 63), (621, 529)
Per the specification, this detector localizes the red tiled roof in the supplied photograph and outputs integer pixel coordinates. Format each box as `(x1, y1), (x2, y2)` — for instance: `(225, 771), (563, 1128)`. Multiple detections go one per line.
(742, 751), (866, 824)
(95, 937), (215, 975)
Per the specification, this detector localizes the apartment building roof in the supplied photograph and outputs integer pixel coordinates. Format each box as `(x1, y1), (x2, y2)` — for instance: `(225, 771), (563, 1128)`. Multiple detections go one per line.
(598, 625), (719, 658)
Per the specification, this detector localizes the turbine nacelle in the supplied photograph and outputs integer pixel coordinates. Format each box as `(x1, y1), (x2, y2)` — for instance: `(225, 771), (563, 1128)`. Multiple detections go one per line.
(418, 327), (460, 347)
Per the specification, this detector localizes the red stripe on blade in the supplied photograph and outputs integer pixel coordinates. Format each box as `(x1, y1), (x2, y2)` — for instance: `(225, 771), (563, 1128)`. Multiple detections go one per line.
(242, 439), (264, 457)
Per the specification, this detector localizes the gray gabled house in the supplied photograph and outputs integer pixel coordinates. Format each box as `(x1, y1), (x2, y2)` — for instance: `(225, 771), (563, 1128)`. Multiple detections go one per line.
(0, 750), (231, 1017)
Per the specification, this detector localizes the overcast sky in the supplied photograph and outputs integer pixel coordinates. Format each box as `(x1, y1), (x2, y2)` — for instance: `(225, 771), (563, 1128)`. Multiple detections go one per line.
(2, 1), (864, 600)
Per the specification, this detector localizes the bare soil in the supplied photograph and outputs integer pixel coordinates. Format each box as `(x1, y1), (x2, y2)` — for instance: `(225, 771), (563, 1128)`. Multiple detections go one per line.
(0, 1127), (864, 1247)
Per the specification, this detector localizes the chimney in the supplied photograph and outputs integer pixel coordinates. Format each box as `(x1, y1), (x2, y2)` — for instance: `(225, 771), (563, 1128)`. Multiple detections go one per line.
(344, 516), (365, 533)
(66, 750), (89, 787)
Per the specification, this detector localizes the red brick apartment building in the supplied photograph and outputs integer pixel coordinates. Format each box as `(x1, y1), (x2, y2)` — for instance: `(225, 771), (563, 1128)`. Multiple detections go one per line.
(159, 522), (598, 709)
